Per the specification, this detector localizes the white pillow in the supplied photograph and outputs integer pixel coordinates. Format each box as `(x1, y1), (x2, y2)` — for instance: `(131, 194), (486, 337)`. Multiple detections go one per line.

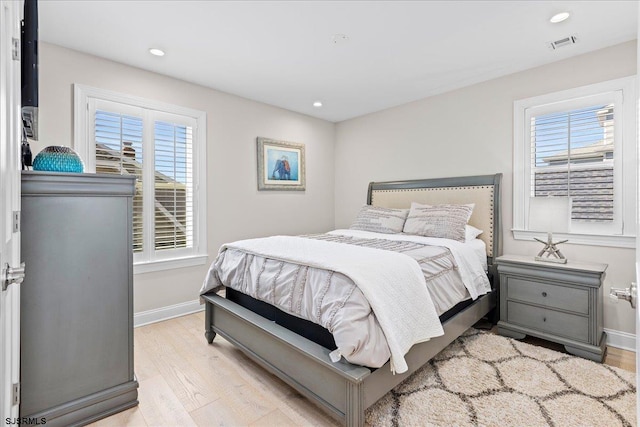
(403, 202), (474, 242)
(465, 225), (483, 242)
(350, 205), (409, 234)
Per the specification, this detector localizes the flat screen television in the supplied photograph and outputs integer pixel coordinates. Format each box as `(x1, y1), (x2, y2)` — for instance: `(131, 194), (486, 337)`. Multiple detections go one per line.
(21, 0), (38, 141)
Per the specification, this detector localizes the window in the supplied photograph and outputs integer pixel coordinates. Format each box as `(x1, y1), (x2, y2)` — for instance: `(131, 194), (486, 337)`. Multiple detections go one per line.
(513, 77), (636, 248)
(74, 85), (207, 272)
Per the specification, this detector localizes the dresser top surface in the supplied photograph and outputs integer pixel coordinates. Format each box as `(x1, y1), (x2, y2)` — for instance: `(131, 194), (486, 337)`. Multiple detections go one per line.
(22, 171), (136, 197)
(496, 254), (607, 274)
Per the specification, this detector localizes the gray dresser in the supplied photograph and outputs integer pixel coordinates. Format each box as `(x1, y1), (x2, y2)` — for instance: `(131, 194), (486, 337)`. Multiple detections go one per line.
(496, 255), (607, 362)
(20, 172), (138, 426)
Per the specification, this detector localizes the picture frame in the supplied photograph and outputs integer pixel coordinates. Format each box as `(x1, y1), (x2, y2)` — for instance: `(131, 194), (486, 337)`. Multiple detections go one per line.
(257, 137), (306, 191)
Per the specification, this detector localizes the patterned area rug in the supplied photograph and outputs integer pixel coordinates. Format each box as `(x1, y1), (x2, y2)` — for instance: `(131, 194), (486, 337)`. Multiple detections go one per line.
(365, 329), (636, 427)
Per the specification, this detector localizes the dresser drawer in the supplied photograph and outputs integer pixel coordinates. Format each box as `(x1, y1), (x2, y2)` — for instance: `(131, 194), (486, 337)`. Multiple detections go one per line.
(507, 301), (589, 342)
(506, 277), (589, 315)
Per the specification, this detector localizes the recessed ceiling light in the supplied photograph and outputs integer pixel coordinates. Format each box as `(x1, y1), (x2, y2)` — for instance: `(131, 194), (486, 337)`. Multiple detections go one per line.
(550, 12), (570, 23)
(149, 48), (165, 57)
(313, 101), (323, 108)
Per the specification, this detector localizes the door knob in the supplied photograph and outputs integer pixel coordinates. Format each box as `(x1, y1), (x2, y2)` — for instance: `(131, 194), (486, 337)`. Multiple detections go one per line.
(3, 262), (25, 291)
(609, 283), (637, 309)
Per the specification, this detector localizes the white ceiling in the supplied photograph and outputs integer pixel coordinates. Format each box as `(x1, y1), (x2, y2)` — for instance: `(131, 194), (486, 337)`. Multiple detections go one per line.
(39, 1), (637, 123)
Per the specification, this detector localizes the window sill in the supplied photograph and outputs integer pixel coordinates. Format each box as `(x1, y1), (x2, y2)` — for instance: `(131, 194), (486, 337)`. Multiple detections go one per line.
(134, 254), (209, 275)
(512, 230), (635, 249)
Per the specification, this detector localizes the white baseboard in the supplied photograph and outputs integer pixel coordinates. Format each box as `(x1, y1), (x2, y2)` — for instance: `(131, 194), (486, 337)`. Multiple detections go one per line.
(134, 299), (204, 328)
(604, 328), (636, 352)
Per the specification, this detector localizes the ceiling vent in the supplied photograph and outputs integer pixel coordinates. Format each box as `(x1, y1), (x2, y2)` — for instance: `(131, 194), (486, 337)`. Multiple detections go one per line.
(549, 35), (578, 50)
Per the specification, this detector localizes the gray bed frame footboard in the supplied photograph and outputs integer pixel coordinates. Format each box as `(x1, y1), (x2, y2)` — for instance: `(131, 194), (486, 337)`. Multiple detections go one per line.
(202, 291), (495, 426)
(202, 173), (502, 426)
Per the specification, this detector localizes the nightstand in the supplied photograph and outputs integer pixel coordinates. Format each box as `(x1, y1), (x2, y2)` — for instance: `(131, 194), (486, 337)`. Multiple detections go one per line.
(496, 254), (607, 362)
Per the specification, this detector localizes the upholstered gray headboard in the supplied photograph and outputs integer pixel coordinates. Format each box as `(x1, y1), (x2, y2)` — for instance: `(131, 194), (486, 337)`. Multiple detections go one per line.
(367, 174), (502, 267)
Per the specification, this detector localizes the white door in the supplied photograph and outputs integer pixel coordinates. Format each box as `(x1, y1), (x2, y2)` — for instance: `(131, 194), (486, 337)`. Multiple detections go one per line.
(636, 6), (640, 420)
(636, 116), (640, 420)
(0, 0), (23, 420)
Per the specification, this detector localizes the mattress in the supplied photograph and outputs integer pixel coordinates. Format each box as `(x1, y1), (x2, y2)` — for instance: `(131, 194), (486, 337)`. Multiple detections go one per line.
(201, 229), (491, 369)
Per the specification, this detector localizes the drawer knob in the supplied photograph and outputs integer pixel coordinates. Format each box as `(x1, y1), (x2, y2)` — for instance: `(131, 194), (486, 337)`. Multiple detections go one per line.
(543, 317), (546, 322)
(542, 292), (547, 297)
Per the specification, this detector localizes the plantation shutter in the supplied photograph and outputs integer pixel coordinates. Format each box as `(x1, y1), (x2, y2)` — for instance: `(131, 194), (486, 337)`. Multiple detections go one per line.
(77, 85), (207, 270)
(94, 109), (145, 252)
(530, 104), (615, 222)
(153, 120), (194, 251)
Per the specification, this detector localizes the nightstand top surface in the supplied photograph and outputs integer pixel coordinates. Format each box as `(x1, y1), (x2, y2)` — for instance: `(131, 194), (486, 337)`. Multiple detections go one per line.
(496, 254), (607, 274)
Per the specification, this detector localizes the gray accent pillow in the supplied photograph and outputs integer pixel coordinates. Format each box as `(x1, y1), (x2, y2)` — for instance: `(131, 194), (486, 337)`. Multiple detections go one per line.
(403, 202), (474, 242)
(350, 205), (409, 234)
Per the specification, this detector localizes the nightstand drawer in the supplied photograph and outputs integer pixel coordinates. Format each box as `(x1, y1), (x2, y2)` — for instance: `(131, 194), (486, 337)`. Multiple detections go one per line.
(507, 277), (589, 315)
(507, 301), (589, 342)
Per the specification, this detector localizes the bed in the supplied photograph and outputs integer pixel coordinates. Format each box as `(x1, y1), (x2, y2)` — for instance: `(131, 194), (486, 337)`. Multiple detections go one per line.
(200, 173), (502, 426)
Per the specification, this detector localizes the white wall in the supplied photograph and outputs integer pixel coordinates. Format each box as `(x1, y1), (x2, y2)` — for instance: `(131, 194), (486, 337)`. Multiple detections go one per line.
(38, 42), (336, 313)
(335, 41), (637, 335)
(38, 40), (638, 336)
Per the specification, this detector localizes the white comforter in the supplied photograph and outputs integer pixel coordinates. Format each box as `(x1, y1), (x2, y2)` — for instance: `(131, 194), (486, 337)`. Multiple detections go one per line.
(201, 230), (490, 373)
(214, 235), (443, 374)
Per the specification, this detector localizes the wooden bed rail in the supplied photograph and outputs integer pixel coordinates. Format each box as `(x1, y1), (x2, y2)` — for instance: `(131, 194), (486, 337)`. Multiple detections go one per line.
(203, 293), (371, 424)
(203, 290), (496, 426)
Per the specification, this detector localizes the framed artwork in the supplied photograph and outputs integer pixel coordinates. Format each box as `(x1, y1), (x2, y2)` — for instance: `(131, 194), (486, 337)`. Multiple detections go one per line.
(257, 137), (306, 191)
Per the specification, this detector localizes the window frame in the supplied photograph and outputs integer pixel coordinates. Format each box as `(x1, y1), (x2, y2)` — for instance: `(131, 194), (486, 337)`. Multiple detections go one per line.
(74, 84), (208, 273)
(512, 76), (636, 249)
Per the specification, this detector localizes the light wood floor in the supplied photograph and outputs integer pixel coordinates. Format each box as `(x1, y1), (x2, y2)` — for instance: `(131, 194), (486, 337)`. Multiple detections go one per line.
(90, 312), (636, 427)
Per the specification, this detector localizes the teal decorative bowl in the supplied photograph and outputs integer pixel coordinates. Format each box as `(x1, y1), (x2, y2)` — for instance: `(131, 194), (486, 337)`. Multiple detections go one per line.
(33, 146), (84, 173)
